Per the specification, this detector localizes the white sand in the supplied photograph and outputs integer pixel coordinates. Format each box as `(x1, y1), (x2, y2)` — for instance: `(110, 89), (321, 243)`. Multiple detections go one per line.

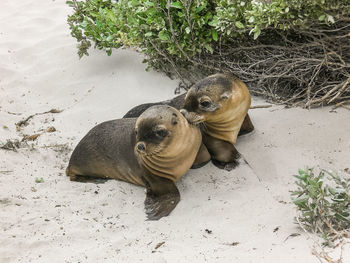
(1, 0), (349, 262)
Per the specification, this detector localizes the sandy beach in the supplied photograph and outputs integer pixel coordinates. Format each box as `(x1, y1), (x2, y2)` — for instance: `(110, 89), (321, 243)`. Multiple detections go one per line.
(1, 0), (349, 262)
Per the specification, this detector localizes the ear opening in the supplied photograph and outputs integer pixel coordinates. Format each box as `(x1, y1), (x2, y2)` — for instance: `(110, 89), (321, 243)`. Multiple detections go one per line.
(220, 91), (232, 100)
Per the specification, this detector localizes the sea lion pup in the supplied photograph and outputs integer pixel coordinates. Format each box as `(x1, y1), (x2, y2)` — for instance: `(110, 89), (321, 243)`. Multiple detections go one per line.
(181, 73), (251, 171)
(66, 105), (209, 220)
(123, 73), (253, 170)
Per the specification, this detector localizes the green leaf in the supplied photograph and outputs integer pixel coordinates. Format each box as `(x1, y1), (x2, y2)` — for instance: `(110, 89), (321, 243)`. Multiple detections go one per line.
(253, 28), (261, 40)
(170, 2), (182, 9)
(235, 21), (244, 29)
(335, 213), (350, 222)
(342, 211), (350, 217)
(248, 16), (255, 23)
(196, 5), (205, 13)
(158, 31), (170, 41)
(144, 1), (154, 7)
(298, 168), (306, 176)
(208, 17), (218, 27)
(204, 44), (213, 54)
(318, 15), (326, 21)
(35, 177), (44, 183)
(329, 187), (337, 195)
(293, 197), (309, 208)
(106, 35), (114, 42)
(145, 32), (153, 37)
(80, 20), (88, 29)
(66, 1), (74, 6)
(212, 30), (218, 41)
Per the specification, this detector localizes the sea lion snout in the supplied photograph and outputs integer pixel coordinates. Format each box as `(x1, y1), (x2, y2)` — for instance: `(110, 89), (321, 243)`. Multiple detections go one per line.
(180, 108), (205, 125)
(136, 142), (146, 153)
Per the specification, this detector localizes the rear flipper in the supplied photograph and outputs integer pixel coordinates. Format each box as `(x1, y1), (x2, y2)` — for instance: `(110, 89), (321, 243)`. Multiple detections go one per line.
(69, 174), (109, 184)
(66, 166), (109, 184)
(141, 171), (180, 220)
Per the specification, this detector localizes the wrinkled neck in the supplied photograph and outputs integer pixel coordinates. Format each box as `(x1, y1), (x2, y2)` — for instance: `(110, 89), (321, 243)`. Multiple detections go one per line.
(204, 91), (250, 144)
(139, 122), (202, 182)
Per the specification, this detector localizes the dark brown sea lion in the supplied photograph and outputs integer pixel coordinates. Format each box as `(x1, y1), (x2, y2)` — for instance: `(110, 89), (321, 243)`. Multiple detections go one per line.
(123, 73), (254, 170)
(66, 105), (209, 220)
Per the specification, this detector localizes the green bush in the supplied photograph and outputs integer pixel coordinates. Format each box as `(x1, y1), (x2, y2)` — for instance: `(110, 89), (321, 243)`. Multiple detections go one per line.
(67, 0), (343, 57)
(67, 0), (350, 107)
(292, 168), (350, 245)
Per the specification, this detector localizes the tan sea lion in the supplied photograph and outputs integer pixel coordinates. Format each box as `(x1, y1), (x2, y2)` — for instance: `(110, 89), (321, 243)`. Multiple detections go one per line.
(181, 73), (251, 170)
(123, 73), (254, 170)
(66, 105), (209, 220)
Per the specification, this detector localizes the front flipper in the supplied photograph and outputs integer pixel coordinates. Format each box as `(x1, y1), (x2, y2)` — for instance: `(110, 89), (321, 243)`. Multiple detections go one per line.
(238, 113), (254, 136)
(141, 171), (180, 220)
(211, 159), (239, 171)
(66, 167), (109, 184)
(191, 143), (211, 169)
(202, 133), (241, 171)
(145, 191), (180, 220)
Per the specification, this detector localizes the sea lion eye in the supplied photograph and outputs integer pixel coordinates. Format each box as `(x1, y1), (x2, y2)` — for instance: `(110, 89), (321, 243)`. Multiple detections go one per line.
(134, 129), (138, 135)
(200, 101), (210, 107)
(156, 129), (167, 137)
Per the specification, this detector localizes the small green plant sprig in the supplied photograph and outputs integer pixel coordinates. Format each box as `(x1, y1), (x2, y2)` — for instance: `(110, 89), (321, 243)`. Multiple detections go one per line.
(291, 168), (350, 245)
(35, 177), (44, 183)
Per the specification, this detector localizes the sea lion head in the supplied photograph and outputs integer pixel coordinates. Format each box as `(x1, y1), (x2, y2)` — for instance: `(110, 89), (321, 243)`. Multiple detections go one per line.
(181, 73), (236, 124)
(181, 73), (251, 144)
(134, 105), (188, 157)
(134, 105), (202, 182)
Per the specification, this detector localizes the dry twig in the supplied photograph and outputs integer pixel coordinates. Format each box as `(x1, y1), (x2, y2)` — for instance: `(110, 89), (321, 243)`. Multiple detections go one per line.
(250, 104), (272, 109)
(149, 16), (350, 108)
(16, 109), (62, 131)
